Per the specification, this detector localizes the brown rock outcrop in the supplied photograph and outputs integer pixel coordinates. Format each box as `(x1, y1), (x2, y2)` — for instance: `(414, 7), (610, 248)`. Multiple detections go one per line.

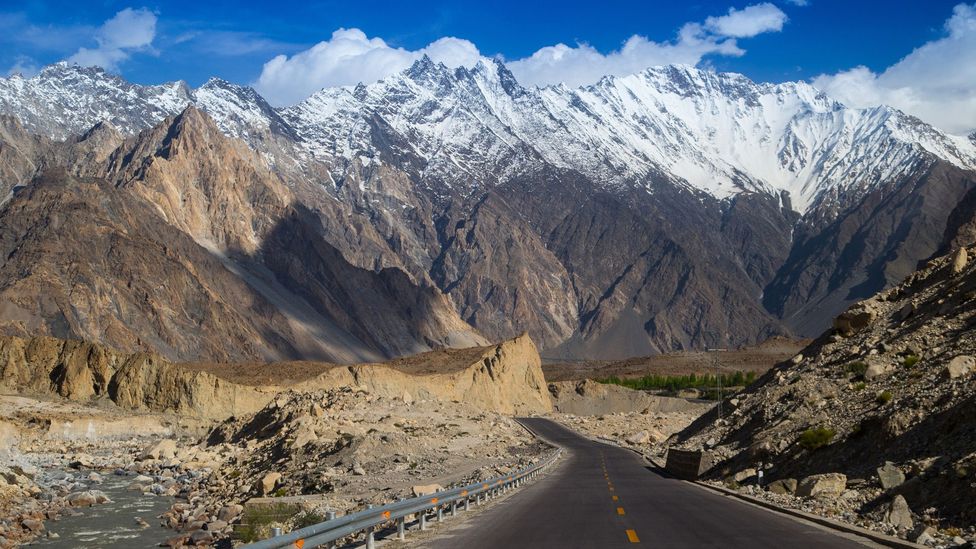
(0, 333), (551, 419)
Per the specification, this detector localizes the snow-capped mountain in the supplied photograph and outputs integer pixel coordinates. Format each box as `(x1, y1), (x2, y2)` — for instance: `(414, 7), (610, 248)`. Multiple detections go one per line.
(1, 59), (975, 359)
(3, 58), (973, 213)
(0, 62), (191, 139)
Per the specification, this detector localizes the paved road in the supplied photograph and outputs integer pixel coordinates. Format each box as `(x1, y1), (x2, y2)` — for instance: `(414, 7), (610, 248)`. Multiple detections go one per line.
(426, 418), (880, 548)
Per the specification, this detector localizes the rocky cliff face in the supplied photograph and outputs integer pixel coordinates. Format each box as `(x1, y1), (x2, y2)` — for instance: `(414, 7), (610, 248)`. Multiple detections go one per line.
(0, 334), (551, 419)
(0, 108), (484, 363)
(675, 246), (976, 530)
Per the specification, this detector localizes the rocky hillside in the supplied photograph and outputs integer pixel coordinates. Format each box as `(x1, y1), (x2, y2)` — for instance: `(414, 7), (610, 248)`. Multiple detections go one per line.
(0, 334), (551, 419)
(1, 62), (974, 360)
(0, 108), (484, 363)
(674, 246), (976, 537)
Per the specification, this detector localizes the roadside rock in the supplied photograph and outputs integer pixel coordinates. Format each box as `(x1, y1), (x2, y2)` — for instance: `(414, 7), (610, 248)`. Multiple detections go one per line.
(625, 431), (650, 445)
(796, 473), (846, 498)
(914, 526), (937, 545)
(733, 469), (757, 483)
(884, 495), (914, 530)
(877, 462), (905, 490)
(766, 478), (797, 495)
(412, 484), (443, 497)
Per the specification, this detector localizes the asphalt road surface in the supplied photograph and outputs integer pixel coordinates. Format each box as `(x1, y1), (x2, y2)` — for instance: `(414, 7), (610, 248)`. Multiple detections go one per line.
(425, 418), (882, 548)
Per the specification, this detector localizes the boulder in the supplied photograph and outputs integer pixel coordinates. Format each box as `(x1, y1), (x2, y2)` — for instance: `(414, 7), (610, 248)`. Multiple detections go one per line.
(833, 301), (879, 335)
(217, 504), (243, 522)
(142, 439), (178, 461)
(877, 462), (905, 490)
(625, 431), (649, 445)
(733, 469), (757, 483)
(189, 529), (214, 545)
(412, 483), (443, 497)
(952, 247), (968, 274)
(67, 490), (110, 507)
(205, 520), (228, 532)
(258, 472), (281, 495)
(20, 519), (44, 533)
(796, 473), (846, 498)
(884, 495), (914, 530)
(913, 526), (937, 545)
(766, 478), (797, 495)
(945, 355), (974, 379)
(863, 360), (892, 381)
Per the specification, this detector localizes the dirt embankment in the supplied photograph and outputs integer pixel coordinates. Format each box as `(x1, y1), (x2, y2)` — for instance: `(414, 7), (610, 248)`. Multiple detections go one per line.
(0, 333), (551, 420)
(543, 336), (807, 382)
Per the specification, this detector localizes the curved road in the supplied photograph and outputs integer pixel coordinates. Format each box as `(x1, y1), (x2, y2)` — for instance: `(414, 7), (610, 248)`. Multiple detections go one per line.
(426, 418), (881, 548)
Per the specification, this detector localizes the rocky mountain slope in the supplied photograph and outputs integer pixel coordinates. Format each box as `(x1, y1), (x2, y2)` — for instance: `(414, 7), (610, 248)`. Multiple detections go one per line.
(673, 245), (976, 537)
(1, 61), (974, 359)
(0, 107), (483, 363)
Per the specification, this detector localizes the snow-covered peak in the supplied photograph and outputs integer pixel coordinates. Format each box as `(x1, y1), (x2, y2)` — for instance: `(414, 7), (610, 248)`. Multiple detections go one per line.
(1, 61), (974, 214)
(0, 62), (191, 139)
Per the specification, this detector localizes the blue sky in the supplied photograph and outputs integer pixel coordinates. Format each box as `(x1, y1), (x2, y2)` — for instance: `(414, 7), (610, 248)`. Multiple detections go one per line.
(2, 1), (975, 132)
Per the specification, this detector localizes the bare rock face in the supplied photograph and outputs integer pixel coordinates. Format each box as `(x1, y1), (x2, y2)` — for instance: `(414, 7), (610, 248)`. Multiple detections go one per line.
(0, 333), (551, 418)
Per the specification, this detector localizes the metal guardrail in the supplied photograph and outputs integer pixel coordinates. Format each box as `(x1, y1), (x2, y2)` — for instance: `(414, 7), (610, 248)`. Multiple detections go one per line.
(240, 449), (562, 549)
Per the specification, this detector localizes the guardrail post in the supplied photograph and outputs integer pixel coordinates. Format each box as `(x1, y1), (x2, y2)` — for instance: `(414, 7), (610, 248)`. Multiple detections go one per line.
(463, 497), (469, 511)
(451, 501), (457, 517)
(397, 517), (406, 540)
(420, 511), (427, 531)
(437, 505), (444, 522)
(365, 505), (375, 549)
(270, 527), (282, 537)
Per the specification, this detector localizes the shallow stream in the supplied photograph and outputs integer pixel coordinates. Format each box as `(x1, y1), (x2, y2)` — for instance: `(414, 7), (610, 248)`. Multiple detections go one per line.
(28, 472), (174, 548)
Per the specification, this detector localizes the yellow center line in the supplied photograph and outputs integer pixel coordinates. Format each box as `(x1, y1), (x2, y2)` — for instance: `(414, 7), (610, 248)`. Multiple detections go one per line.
(617, 507), (626, 516)
(626, 529), (640, 543)
(612, 495), (619, 501)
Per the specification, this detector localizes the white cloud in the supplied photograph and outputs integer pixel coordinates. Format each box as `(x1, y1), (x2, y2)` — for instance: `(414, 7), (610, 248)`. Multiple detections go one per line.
(506, 27), (744, 88)
(67, 7), (157, 71)
(6, 55), (38, 77)
(813, 3), (976, 135)
(254, 4), (787, 106)
(254, 29), (481, 106)
(704, 3), (788, 37)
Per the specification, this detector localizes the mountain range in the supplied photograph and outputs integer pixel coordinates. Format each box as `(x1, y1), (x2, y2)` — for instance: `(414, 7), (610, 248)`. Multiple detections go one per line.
(0, 58), (974, 362)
